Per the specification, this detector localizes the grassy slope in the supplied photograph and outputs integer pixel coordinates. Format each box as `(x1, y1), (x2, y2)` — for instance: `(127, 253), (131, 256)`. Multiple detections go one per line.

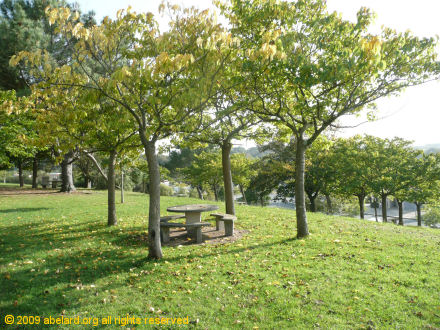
(0, 190), (439, 329)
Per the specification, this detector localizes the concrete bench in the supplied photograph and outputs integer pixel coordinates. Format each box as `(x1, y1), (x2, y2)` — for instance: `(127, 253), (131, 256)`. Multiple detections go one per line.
(160, 215), (185, 222)
(210, 213), (237, 236)
(160, 222), (211, 244)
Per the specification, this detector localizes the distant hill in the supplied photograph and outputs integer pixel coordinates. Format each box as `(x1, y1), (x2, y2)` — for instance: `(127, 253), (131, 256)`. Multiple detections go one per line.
(231, 146), (269, 158)
(415, 143), (440, 154)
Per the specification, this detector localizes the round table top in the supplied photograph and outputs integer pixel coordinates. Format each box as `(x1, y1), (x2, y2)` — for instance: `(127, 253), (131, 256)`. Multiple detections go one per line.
(167, 204), (219, 213)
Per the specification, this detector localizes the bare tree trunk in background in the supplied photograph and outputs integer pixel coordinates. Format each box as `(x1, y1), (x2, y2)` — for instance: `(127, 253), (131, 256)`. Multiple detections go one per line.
(18, 160), (24, 187)
(374, 206), (378, 222)
(295, 137), (309, 238)
(416, 203), (422, 227)
(381, 194), (388, 223)
(397, 199), (404, 226)
(197, 185), (203, 200)
(221, 141), (235, 215)
(240, 184), (247, 204)
(213, 185), (218, 202)
(61, 151), (76, 193)
(307, 192), (317, 212)
(357, 194), (365, 219)
(145, 141), (162, 259)
(325, 194), (332, 214)
(32, 156), (38, 189)
(107, 151), (117, 226)
(120, 169), (124, 204)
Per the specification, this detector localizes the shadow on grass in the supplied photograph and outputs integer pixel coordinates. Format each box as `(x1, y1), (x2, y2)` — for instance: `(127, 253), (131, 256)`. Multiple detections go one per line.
(1, 222), (156, 327)
(1, 212), (298, 328)
(0, 207), (51, 214)
(112, 231), (299, 264)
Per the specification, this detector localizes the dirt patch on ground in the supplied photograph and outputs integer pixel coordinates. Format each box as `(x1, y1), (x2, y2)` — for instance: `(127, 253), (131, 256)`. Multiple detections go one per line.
(135, 226), (249, 247)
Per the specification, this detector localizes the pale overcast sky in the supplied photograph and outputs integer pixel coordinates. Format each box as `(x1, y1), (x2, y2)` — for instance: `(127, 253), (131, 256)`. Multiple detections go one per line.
(75, 0), (440, 147)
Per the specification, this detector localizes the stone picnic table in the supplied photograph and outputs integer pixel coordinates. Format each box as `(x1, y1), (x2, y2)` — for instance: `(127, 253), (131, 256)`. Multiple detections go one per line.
(166, 204), (219, 225)
(166, 204), (218, 240)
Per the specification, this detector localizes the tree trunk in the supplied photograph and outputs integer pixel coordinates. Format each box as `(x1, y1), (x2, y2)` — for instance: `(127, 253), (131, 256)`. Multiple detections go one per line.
(221, 141), (235, 215)
(260, 195), (264, 207)
(32, 157), (38, 189)
(240, 184), (247, 204)
(325, 194), (332, 214)
(145, 141), (162, 259)
(61, 151), (76, 193)
(357, 194), (365, 219)
(85, 177), (92, 189)
(307, 192), (317, 212)
(397, 199), (403, 226)
(416, 203), (422, 227)
(18, 160), (24, 187)
(120, 169), (124, 204)
(381, 194), (387, 223)
(295, 137), (309, 238)
(374, 206), (378, 222)
(107, 151), (117, 226)
(213, 185), (219, 202)
(197, 185), (203, 200)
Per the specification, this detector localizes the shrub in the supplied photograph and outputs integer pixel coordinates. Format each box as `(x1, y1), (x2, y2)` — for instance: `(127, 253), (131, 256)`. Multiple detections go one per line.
(160, 184), (173, 196)
(423, 205), (440, 226)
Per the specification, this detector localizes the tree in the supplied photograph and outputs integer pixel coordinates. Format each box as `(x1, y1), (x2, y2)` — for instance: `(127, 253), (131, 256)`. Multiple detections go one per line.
(12, 4), (236, 258)
(183, 54), (262, 215)
(1, 0), (95, 191)
(366, 137), (416, 223)
(34, 86), (140, 225)
(395, 153), (440, 226)
(218, 0), (440, 238)
(331, 136), (374, 219)
(231, 153), (256, 204)
(256, 136), (336, 213)
(182, 150), (223, 201)
(0, 91), (45, 187)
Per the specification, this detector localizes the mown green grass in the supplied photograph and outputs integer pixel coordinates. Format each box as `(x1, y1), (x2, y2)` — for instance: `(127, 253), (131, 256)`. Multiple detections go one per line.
(1, 189), (439, 329)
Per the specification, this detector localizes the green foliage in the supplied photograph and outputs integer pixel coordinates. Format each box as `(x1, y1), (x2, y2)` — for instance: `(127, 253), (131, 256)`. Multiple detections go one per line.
(181, 150), (223, 191)
(423, 205), (440, 226)
(159, 183), (173, 196)
(230, 153), (256, 190)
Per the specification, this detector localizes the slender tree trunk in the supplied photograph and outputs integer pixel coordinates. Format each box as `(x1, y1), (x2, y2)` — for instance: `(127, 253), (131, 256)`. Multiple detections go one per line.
(197, 185), (203, 200)
(239, 184), (247, 204)
(121, 169), (124, 204)
(61, 151), (76, 193)
(145, 141), (162, 259)
(107, 151), (117, 226)
(260, 195), (264, 207)
(18, 160), (24, 187)
(213, 185), (219, 202)
(416, 203), (422, 227)
(295, 137), (309, 238)
(325, 194), (332, 214)
(374, 206), (378, 222)
(32, 157), (38, 188)
(221, 141), (235, 215)
(381, 194), (388, 223)
(357, 194), (365, 219)
(85, 177), (92, 189)
(397, 199), (404, 226)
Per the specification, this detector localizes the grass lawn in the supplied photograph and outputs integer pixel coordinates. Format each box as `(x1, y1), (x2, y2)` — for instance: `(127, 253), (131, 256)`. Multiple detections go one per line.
(1, 189), (440, 329)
